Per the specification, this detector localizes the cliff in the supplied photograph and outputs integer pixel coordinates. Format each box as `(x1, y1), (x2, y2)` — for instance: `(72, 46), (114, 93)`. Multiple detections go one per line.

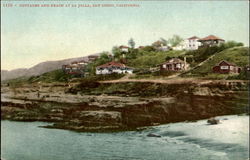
(1, 80), (248, 132)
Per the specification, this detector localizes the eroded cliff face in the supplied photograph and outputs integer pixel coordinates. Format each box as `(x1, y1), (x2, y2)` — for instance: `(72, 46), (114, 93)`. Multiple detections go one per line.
(1, 81), (249, 132)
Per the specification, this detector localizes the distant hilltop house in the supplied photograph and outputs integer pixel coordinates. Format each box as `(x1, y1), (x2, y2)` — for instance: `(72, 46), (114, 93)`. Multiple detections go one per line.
(159, 58), (189, 71)
(62, 60), (87, 75)
(96, 61), (133, 75)
(199, 35), (225, 47)
(88, 55), (99, 62)
(185, 36), (202, 50)
(212, 60), (241, 74)
(152, 41), (170, 51)
(119, 45), (129, 52)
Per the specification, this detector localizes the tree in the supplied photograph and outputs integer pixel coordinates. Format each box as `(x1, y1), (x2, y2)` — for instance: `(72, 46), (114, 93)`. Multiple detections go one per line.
(128, 38), (135, 49)
(168, 35), (184, 47)
(112, 46), (122, 60)
(160, 38), (168, 46)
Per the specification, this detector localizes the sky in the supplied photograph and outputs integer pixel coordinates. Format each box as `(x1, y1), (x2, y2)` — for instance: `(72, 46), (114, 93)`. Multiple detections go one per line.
(1, 0), (249, 70)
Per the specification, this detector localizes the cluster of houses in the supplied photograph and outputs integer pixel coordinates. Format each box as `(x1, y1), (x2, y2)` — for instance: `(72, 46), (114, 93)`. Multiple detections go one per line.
(171, 35), (225, 51)
(62, 34), (247, 76)
(62, 55), (98, 76)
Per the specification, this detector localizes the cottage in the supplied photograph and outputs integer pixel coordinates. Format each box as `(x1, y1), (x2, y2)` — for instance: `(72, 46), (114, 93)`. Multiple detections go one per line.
(152, 41), (170, 51)
(96, 61), (133, 75)
(212, 60), (240, 74)
(62, 64), (85, 75)
(62, 60), (87, 76)
(159, 58), (189, 71)
(199, 35), (225, 47)
(185, 36), (201, 50)
(119, 45), (129, 52)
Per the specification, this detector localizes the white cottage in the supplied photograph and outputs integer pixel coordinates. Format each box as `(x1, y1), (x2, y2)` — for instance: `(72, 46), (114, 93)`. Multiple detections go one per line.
(96, 61), (133, 75)
(185, 36), (201, 50)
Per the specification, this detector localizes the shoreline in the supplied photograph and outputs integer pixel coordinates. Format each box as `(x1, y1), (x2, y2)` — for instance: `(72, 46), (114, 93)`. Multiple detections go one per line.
(1, 79), (249, 132)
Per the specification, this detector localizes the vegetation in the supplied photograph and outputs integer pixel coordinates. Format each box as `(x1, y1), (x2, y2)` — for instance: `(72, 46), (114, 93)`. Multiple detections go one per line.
(4, 38), (248, 86)
(168, 35), (184, 47)
(127, 50), (185, 69)
(184, 47), (249, 78)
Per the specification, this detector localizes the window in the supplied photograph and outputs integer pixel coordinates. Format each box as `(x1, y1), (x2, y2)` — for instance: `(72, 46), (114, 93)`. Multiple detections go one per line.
(230, 66), (234, 70)
(220, 66), (229, 70)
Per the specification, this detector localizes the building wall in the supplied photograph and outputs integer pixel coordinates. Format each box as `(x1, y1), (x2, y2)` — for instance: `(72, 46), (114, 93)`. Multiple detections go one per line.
(96, 68), (133, 75)
(185, 39), (201, 50)
(213, 64), (239, 74)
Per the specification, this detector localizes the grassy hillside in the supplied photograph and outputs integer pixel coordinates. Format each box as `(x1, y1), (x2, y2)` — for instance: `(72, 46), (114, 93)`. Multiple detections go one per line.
(127, 50), (185, 69)
(187, 47), (249, 76)
(4, 46), (249, 86)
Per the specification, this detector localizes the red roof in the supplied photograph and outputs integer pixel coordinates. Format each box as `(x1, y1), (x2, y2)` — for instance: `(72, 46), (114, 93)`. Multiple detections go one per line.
(199, 35), (224, 41)
(96, 61), (127, 68)
(119, 45), (129, 49)
(217, 60), (236, 66)
(188, 36), (200, 40)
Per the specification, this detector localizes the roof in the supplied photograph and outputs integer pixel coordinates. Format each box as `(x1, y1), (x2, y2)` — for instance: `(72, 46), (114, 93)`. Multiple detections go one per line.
(78, 60), (88, 63)
(187, 36), (200, 40)
(162, 58), (185, 65)
(96, 61), (128, 68)
(199, 35), (224, 41)
(216, 60), (237, 66)
(119, 45), (129, 49)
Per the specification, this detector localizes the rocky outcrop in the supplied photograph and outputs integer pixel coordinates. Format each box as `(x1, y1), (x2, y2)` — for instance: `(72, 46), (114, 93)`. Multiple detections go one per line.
(1, 80), (249, 132)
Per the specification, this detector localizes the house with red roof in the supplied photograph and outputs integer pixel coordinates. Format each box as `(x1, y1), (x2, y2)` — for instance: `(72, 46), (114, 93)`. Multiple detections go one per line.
(212, 60), (241, 74)
(199, 35), (225, 47)
(96, 61), (133, 75)
(185, 36), (201, 50)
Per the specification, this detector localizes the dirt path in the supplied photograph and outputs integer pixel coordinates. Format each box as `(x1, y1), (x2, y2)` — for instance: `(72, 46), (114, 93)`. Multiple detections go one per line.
(99, 77), (247, 84)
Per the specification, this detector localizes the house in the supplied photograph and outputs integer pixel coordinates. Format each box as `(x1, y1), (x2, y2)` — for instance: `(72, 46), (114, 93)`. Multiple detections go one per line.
(152, 41), (170, 51)
(159, 58), (189, 71)
(199, 35), (225, 47)
(158, 45), (171, 51)
(119, 45), (129, 52)
(62, 64), (85, 75)
(212, 60), (241, 74)
(88, 55), (99, 62)
(62, 60), (87, 76)
(185, 36), (201, 50)
(96, 61), (133, 75)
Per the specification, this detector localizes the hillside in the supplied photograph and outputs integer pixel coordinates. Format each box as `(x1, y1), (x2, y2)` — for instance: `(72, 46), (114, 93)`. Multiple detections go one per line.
(184, 47), (249, 77)
(1, 55), (97, 81)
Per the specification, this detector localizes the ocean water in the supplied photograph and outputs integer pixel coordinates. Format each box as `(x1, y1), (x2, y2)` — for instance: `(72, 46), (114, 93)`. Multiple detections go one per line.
(1, 115), (249, 160)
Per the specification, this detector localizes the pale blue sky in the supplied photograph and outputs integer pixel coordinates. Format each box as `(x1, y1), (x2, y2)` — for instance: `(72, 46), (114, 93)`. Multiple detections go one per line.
(1, 0), (249, 70)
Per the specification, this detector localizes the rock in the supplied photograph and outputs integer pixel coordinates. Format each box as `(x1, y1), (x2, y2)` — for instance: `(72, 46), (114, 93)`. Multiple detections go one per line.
(207, 118), (220, 125)
(147, 133), (161, 137)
